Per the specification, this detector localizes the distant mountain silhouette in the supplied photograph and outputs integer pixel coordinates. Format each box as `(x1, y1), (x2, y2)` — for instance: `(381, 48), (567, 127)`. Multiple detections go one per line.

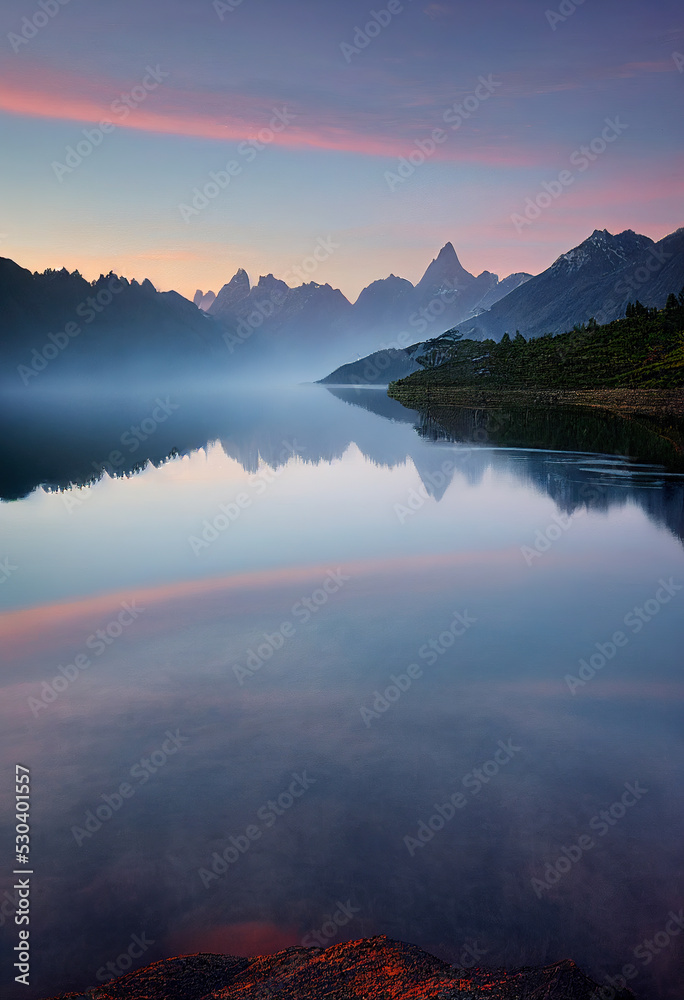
(2, 227), (682, 385)
(412, 242), (500, 322)
(319, 346), (424, 386)
(351, 273), (416, 332)
(207, 246), (533, 375)
(471, 271), (532, 313)
(193, 289), (216, 310)
(0, 257), (229, 387)
(320, 227), (684, 384)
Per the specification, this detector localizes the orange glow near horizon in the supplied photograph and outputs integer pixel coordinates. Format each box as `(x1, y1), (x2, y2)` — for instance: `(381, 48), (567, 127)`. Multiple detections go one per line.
(1, 66), (681, 299)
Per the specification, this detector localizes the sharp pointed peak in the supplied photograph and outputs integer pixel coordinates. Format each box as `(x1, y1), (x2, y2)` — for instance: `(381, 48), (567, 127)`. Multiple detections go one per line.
(585, 228), (614, 242)
(225, 267), (250, 288)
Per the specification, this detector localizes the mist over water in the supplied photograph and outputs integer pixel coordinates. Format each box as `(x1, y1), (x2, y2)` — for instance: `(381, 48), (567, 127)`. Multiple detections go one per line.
(1, 384), (683, 1000)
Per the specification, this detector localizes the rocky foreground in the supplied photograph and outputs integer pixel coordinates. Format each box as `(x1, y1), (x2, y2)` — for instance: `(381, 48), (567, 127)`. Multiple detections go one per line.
(44, 935), (637, 999)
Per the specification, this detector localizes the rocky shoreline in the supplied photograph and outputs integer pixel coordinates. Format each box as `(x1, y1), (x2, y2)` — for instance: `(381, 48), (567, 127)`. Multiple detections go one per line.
(388, 386), (684, 419)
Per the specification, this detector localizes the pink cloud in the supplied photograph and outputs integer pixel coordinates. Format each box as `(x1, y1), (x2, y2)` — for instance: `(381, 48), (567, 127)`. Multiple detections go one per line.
(0, 65), (543, 166)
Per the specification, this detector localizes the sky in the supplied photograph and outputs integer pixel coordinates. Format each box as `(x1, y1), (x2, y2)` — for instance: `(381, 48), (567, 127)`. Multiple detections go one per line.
(0, 0), (682, 301)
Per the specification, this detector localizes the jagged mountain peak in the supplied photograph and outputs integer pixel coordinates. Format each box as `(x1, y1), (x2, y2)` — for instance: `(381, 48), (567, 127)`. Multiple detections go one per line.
(416, 241), (475, 294)
(255, 273), (288, 292)
(550, 228), (654, 277)
(209, 268), (251, 317)
(221, 268), (249, 288)
(426, 241), (467, 274)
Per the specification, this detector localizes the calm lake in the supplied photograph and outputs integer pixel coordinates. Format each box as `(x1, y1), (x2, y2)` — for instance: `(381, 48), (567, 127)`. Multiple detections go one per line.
(1, 384), (683, 1000)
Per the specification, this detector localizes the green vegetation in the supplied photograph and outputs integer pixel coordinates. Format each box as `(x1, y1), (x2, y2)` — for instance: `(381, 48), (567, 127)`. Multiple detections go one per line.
(390, 292), (684, 397)
(416, 403), (684, 473)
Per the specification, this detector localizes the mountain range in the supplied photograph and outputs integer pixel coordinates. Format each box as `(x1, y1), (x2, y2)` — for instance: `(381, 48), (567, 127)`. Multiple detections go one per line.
(41, 935), (636, 1000)
(322, 227), (684, 384)
(202, 243), (531, 375)
(2, 226), (682, 388)
(0, 257), (229, 388)
(458, 227), (684, 341)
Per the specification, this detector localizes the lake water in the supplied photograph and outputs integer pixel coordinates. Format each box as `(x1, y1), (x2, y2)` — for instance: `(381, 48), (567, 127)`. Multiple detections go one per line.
(1, 384), (683, 1000)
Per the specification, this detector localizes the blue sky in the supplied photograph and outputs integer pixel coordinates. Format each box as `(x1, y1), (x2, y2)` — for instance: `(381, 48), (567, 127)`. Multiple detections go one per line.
(0, 0), (682, 299)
